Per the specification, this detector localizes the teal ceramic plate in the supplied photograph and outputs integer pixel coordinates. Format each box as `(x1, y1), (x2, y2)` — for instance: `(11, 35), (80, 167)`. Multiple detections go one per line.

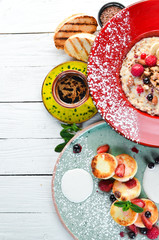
(52, 121), (159, 240)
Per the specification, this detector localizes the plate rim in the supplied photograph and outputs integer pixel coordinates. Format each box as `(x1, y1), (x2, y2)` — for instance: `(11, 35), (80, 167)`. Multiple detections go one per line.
(52, 120), (105, 240)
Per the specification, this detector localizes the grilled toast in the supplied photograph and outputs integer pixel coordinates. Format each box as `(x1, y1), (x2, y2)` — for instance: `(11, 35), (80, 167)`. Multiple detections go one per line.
(64, 33), (96, 62)
(54, 14), (97, 49)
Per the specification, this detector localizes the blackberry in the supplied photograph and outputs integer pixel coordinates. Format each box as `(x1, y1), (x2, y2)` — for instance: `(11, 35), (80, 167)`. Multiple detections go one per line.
(128, 231), (136, 239)
(139, 228), (147, 235)
(109, 194), (116, 203)
(148, 162), (155, 169)
(155, 157), (159, 164)
(145, 211), (151, 218)
(73, 144), (82, 153)
(147, 93), (153, 101)
(143, 77), (150, 85)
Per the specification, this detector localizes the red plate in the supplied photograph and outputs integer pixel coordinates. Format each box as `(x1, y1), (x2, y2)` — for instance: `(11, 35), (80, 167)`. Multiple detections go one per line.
(87, 0), (159, 147)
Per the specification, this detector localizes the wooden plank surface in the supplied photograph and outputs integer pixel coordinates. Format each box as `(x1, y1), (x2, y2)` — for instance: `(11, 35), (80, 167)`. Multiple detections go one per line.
(0, 139), (60, 174)
(0, 0), (137, 239)
(0, 34), (72, 67)
(0, 176), (53, 213)
(0, 0), (135, 34)
(0, 213), (71, 240)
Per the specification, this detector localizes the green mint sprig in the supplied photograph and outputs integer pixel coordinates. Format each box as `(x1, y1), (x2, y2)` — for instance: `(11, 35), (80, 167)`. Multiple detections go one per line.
(55, 123), (81, 152)
(114, 201), (144, 213)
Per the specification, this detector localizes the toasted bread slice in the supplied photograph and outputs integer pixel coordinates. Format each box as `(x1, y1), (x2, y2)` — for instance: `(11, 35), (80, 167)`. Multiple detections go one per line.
(112, 177), (141, 201)
(64, 33), (96, 62)
(110, 200), (138, 226)
(91, 153), (118, 179)
(54, 14), (97, 49)
(113, 154), (138, 182)
(134, 199), (158, 228)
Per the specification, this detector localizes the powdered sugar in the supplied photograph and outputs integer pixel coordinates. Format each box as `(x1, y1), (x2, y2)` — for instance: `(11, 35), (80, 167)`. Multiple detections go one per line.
(87, 9), (139, 142)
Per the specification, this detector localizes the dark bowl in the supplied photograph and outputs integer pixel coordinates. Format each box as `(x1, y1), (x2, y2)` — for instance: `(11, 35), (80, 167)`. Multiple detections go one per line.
(98, 2), (125, 27)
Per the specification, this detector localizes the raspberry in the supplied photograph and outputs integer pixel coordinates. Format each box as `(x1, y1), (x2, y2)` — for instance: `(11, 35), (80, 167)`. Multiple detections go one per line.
(136, 85), (144, 95)
(145, 55), (157, 67)
(141, 53), (147, 59)
(131, 64), (144, 77)
(147, 226), (159, 239)
(98, 179), (114, 192)
(120, 232), (125, 237)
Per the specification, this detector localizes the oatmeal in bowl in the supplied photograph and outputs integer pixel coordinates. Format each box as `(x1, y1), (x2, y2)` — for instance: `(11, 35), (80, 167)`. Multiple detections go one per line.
(120, 37), (159, 116)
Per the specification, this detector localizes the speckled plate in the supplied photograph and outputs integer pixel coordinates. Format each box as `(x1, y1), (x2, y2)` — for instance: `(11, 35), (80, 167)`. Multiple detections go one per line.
(52, 121), (159, 240)
(42, 61), (97, 124)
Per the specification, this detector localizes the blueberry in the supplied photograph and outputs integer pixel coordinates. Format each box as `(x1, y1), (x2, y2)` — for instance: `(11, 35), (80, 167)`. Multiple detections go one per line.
(155, 157), (159, 164)
(73, 144), (82, 153)
(139, 228), (147, 235)
(143, 77), (150, 85)
(147, 93), (153, 101)
(148, 162), (155, 169)
(128, 231), (136, 239)
(109, 194), (116, 203)
(145, 211), (151, 218)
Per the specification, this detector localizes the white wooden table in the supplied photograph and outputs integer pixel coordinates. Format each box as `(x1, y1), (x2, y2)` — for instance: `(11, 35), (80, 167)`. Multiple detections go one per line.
(0, 0), (136, 239)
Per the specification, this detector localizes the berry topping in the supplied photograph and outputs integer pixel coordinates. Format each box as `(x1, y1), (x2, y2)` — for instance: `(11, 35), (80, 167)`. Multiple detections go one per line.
(145, 55), (157, 67)
(136, 85), (144, 95)
(139, 228), (148, 235)
(73, 144), (82, 153)
(120, 232), (125, 237)
(148, 162), (155, 169)
(155, 157), (159, 164)
(131, 147), (139, 154)
(97, 144), (109, 154)
(143, 77), (150, 85)
(145, 211), (151, 218)
(127, 224), (138, 235)
(147, 226), (159, 239)
(147, 93), (153, 101)
(134, 54), (138, 58)
(98, 179), (114, 192)
(128, 231), (136, 239)
(141, 53), (147, 59)
(131, 64), (144, 77)
(115, 164), (125, 177)
(125, 178), (137, 189)
(109, 194), (116, 203)
(131, 199), (145, 208)
(141, 213), (153, 229)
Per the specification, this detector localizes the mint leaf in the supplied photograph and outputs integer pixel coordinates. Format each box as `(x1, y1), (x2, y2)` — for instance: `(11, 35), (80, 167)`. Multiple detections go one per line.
(60, 129), (74, 139)
(54, 142), (66, 152)
(114, 201), (126, 208)
(114, 201), (143, 213)
(130, 204), (144, 213)
(55, 123), (82, 152)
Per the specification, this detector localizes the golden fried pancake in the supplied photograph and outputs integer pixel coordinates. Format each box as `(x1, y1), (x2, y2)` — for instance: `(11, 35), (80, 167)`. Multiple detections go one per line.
(113, 154), (138, 182)
(91, 153), (117, 179)
(110, 201), (138, 226)
(112, 177), (141, 201)
(134, 199), (158, 228)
